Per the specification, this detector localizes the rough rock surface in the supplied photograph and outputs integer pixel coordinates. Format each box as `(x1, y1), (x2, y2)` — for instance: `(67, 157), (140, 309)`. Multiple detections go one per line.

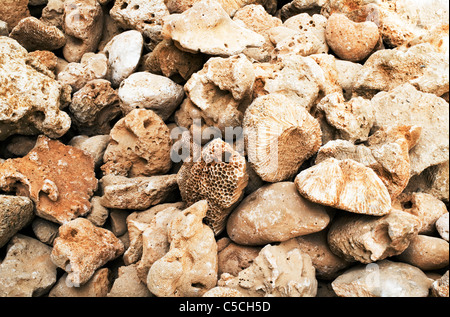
(436, 212), (449, 241)
(107, 264), (152, 297)
(0, 0), (30, 32)
(0, 195), (34, 248)
(49, 268), (111, 297)
(431, 271), (449, 297)
(217, 238), (261, 277)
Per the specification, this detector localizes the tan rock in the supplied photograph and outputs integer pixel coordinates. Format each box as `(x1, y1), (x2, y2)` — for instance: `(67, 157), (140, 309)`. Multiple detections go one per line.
(28, 50), (59, 73)
(0, 37), (71, 141)
(218, 239), (317, 297)
(107, 264), (153, 297)
(99, 174), (178, 210)
(101, 109), (172, 177)
(40, 0), (66, 29)
(325, 13), (380, 62)
(51, 218), (124, 286)
(31, 217), (59, 245)
(162, 0), (265, 56)
(280, 0), (326, 20)
(243, 93), (322, 182)
(110, 0), (170, 51)
(10, 16), (66, 52)
(118, 72), (184, 121)
(63, 0), (104, 63)
(227, 182), (330, 245)
(0, 136), (97, 224)
(354, 44), (449, 98)
(370, 83), (449, 176)
(328, 210), (421, 264)
(436, 212), (449, 242)
(0, 234), (57, 297)
(177, 138), (248, 235)
(0, 195), (34, 248)
(431, 271), (449, 297)
(165, 0), (278, 16)
(295, 230), (352, 280)
(335, 59), (363, 99)
(217, 238), (261, 277)
(141, 39), (206, 81)
(68, 134), (111, 169)
(396, 235), (449, 271)
(0, 0), (30, 32)
(295, 158), (392, 216)
(147, 200), (218, 297)
(69, 79), (121, 136)
(49, 268), (111, 297)
(202, 287), (244, 297)
(331, 260), (432, 297)
(393, 193), (448, 235)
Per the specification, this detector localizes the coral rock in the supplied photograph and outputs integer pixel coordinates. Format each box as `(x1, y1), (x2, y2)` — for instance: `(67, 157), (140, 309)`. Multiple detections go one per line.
(165, 0), (278, 16)
(147, 200), (218, 297)
(218, 239), (317, 297)
(295, 158), (392, 216)
(0, 195), (34, 248)
(0, 136), (98, 224)
(162, 0), (265, 56)
(177, 138), (248, 235)
(107, 264), (153, 297)
(217, 238), (261, 277)
(0, 0), (30, 32)
(202, 287), (244, 297)
(101, 109), (172, 177)
(227, 182), (330, 245)
(49, 268), (111, 297)
(51, 218), (124, 286)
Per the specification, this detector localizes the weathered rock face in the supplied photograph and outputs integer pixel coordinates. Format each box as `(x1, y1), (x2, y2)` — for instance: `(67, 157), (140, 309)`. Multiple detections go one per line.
(331, 260), (433, 297)
(0, 234), (58, 297)
(0, 0), (30, 32)
(49, 268), (111, 297)
(51, 218), (124, 286)
(217, 238), (261, 277)
(0, 136), (97, 224)
(227, 182), (330, 245)
(431, 270), (449, 298)
(107, 264), (152, 297)
(0, 195), (34, 248)
(218, 239), (318, 297)
(147, 200), (218, 297)
(0, 37), (71, 141)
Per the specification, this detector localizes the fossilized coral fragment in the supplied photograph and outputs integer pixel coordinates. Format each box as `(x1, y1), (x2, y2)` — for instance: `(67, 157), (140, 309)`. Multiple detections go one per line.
(295, 158), (391, 216)
(0, 136), (97, 224)
(243, 93), (322, 182)
(177, 138), (248, 235)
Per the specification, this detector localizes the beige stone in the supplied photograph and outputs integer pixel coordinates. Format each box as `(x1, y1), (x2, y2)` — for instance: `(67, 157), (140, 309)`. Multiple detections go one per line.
(28, 50), (59, 73)
(295, 230), (352, 280)
(49, 268), (111, 297)
(331, 260), (432, 297)
(177, 138), (248, 235)
(280, 0), (326, 20)
(165, 0), (278, 16)
(118, 72), (184, 121)
(328, 210), (421, 264)
(218, 239), (317, 297)
(162, 0), (265, 56)
(147, 201), (218, 297)
(431, 270), (449, 297)
(68, 134), (111, 168)
(396, 235), (449, 271)
(31, 217), (59, 245)
(0, 37), (71, 141)
(107, 264), (153, 297)
(370, 83), (449, 176)
(436, 212), (449, 242)
(0, 195), (34, 248)
(41, 0), (65, 29)
(217, 238), (261, 277)
(63, 0), (104, 63)
(335, 59), (363, 99)
(243, 93), (322, 182)
(51, 218), (124, 286)
(0, 0), (30, 32)
(202, 287), (244, 297)
(227, 182), (330, 245)
(393, 193), (448, 235)
(101, 109), (172, 177)
(0, 136), (97, 224)
(99, 174), (178, 210)
(10, 17), (66, 52)
(295, 158), (392, 216)
(283, 13), (328, 54)
(0, 234), (57, 297)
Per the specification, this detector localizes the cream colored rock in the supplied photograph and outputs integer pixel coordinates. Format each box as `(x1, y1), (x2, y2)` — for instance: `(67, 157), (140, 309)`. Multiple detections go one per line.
(217, 238), (261, 277)
(354, 44), (449, 98)
(49, 268), (111, 297)
(63, 0), (104, 63)
(165, 0), (278, 16)
(317, 92), (374, 143)
(99, 174), (178, 210)
(227, 182), (330, 245)
(51, 218), (124, 286)
(147, 201), (218, 297)
(101, 109), (172, 177)
(162, 0), (265, 56)
(295, 230), (352, 280)
(218, 239), (317, 297)
(243, 93), (322, 182)
(0, 136), (98, 224)
(41, 0), (65, 29)
(68, 134), (110, 168)
(396, 235), (449, 271)
(328, 210), (421, 264)
(283, 13), (328, 54)
(331, 260), (432, 297)
(103, 30), (143, 88)
(335, 59), (363, 99)
(110, 0), (169, 51)
(393, 193), (448, 235)
(57, 52), (109, 92)
(431, 270), (449, 297)
(118, 72), (184, 121)
(177, 138), (248, 235)
(295, 158), (392, 216)
(0, 37), (71, 141)
(107, 264), (153, 297)
(202, 287), (244, 297)
(370, 83), (449, 176)
(436, 212), (449, 242)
